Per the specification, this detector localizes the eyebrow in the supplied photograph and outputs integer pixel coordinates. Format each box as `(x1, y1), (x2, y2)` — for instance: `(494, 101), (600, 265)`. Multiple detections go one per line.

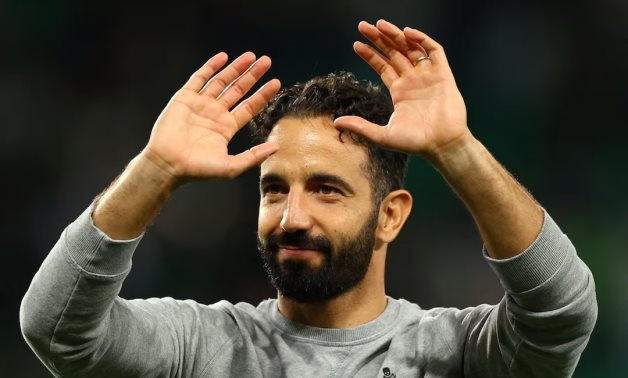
(259, 172), (356, 195)
(260, 173), (283, 188)
(309, 173), (356, 195)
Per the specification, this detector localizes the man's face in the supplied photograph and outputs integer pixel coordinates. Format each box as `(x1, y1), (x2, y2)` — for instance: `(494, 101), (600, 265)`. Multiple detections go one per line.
(257, 116), (379, 302)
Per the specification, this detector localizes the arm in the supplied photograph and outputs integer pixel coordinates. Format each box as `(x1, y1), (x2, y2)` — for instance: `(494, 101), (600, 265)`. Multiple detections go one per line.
(335, 19), (596, 375)
(428, 135), (543, 259)
(94, 51), (280, 239)
(20, 51), (281, 376)
(335, 20), (541, 259)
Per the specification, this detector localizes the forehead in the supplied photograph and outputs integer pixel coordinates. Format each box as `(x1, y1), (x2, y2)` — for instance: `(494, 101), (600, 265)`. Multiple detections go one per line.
(261, 116), (369, 181)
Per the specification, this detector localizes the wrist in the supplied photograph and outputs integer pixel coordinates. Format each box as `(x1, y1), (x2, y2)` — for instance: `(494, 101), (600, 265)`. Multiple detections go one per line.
(137, 148), (184, 191)
(92, 153), (178, 239)
(425, 131), (481, 174)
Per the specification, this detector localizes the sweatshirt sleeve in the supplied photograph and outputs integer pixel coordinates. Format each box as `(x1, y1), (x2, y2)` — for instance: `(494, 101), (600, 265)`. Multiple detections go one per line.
(462, 209), (598, 377)
(19, 205), (238, 377)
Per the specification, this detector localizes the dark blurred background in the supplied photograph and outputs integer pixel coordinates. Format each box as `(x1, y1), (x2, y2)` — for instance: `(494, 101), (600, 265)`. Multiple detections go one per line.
(2, 0), (626, 376)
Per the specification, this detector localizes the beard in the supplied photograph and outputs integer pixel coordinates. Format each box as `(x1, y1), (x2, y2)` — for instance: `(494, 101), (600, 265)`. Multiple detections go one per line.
(257, 207), (379, 303)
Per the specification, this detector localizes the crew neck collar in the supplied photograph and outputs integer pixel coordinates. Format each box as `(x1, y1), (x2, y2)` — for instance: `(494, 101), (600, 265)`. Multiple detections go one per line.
(263, 297), (401, 345)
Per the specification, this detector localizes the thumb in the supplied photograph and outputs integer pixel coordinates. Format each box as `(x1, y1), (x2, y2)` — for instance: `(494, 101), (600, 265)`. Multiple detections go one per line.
(333, 116), (387, 145)
(226, 141), (278, 178)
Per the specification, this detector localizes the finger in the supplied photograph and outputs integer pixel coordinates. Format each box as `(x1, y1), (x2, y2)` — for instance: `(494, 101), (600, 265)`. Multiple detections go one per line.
(403, 27), (448, 66)
(200, 51), (257, 98)
(217, 56), (273, 109)
(358, 21), (414, 73)
(375, 19), (429, 63)
(353, 41), (398, 88)
(226, 141), (279, 178)
(232, 78), (281, 128)
(182, 52), (229, 92)
(333, 116), (388, 146)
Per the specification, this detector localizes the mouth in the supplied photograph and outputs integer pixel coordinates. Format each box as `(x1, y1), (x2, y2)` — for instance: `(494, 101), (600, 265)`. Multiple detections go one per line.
(278, 246), (320, 257)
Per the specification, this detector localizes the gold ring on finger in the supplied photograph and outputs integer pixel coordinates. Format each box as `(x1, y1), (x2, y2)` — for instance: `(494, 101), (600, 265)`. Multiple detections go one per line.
(414, 55), (431, 66)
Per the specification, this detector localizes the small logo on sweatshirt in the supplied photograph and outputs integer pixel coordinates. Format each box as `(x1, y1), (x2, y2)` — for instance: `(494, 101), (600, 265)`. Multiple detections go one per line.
(382, 367), (396, 378)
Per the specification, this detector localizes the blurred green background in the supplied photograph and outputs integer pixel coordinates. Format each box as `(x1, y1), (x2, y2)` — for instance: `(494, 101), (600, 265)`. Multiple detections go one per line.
(2, 0), (626, 376)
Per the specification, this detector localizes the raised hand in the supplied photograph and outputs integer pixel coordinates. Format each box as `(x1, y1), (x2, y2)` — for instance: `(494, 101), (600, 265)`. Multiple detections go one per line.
(144, 52), (281, 181)
(334, 20), (469, 161)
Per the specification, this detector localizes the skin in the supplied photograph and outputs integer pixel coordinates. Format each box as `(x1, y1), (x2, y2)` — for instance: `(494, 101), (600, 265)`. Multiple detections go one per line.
(259, 117), (375, 272)
(92, 19), (542, 328)
(334, 20), (543, 259)
(258, 116), (411, 327)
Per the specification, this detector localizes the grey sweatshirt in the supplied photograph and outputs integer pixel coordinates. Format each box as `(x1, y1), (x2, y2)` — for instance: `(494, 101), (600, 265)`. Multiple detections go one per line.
(20, 206), (597, 377)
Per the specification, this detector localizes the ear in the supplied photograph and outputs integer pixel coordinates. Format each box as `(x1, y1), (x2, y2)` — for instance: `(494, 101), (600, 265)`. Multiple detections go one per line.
(376, 189), (413, 244)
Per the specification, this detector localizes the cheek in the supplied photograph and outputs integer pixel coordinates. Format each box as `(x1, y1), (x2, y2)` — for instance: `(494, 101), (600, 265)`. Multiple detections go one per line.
(257, 205), (278, 236)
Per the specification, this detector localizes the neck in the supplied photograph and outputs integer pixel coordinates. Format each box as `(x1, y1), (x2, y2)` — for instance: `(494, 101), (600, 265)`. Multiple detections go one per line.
(276, 248), (387, 328)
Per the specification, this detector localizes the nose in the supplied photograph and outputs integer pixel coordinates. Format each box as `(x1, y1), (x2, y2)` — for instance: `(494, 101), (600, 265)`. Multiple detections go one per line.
(280, 190), (313, 233)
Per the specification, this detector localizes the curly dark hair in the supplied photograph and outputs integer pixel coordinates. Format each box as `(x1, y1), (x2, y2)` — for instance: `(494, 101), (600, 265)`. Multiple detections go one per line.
(250, 72), (409, 205)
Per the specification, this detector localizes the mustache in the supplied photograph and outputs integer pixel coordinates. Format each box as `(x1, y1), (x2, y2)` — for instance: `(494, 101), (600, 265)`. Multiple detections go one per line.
(259, 231), (333, 256)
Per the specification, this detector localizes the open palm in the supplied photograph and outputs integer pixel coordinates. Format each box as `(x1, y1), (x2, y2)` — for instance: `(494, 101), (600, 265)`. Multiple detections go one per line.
(334, 20), (469, 160)
(144, 52), (281, 181)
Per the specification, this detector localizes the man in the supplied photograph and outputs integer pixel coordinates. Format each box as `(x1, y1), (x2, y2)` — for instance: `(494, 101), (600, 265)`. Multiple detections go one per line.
(21, 20), (596, 377)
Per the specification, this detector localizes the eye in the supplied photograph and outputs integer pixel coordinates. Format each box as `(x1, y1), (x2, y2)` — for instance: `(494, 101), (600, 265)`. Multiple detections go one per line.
(262, 184), (285, 195)
(319, 185), (340, 195)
